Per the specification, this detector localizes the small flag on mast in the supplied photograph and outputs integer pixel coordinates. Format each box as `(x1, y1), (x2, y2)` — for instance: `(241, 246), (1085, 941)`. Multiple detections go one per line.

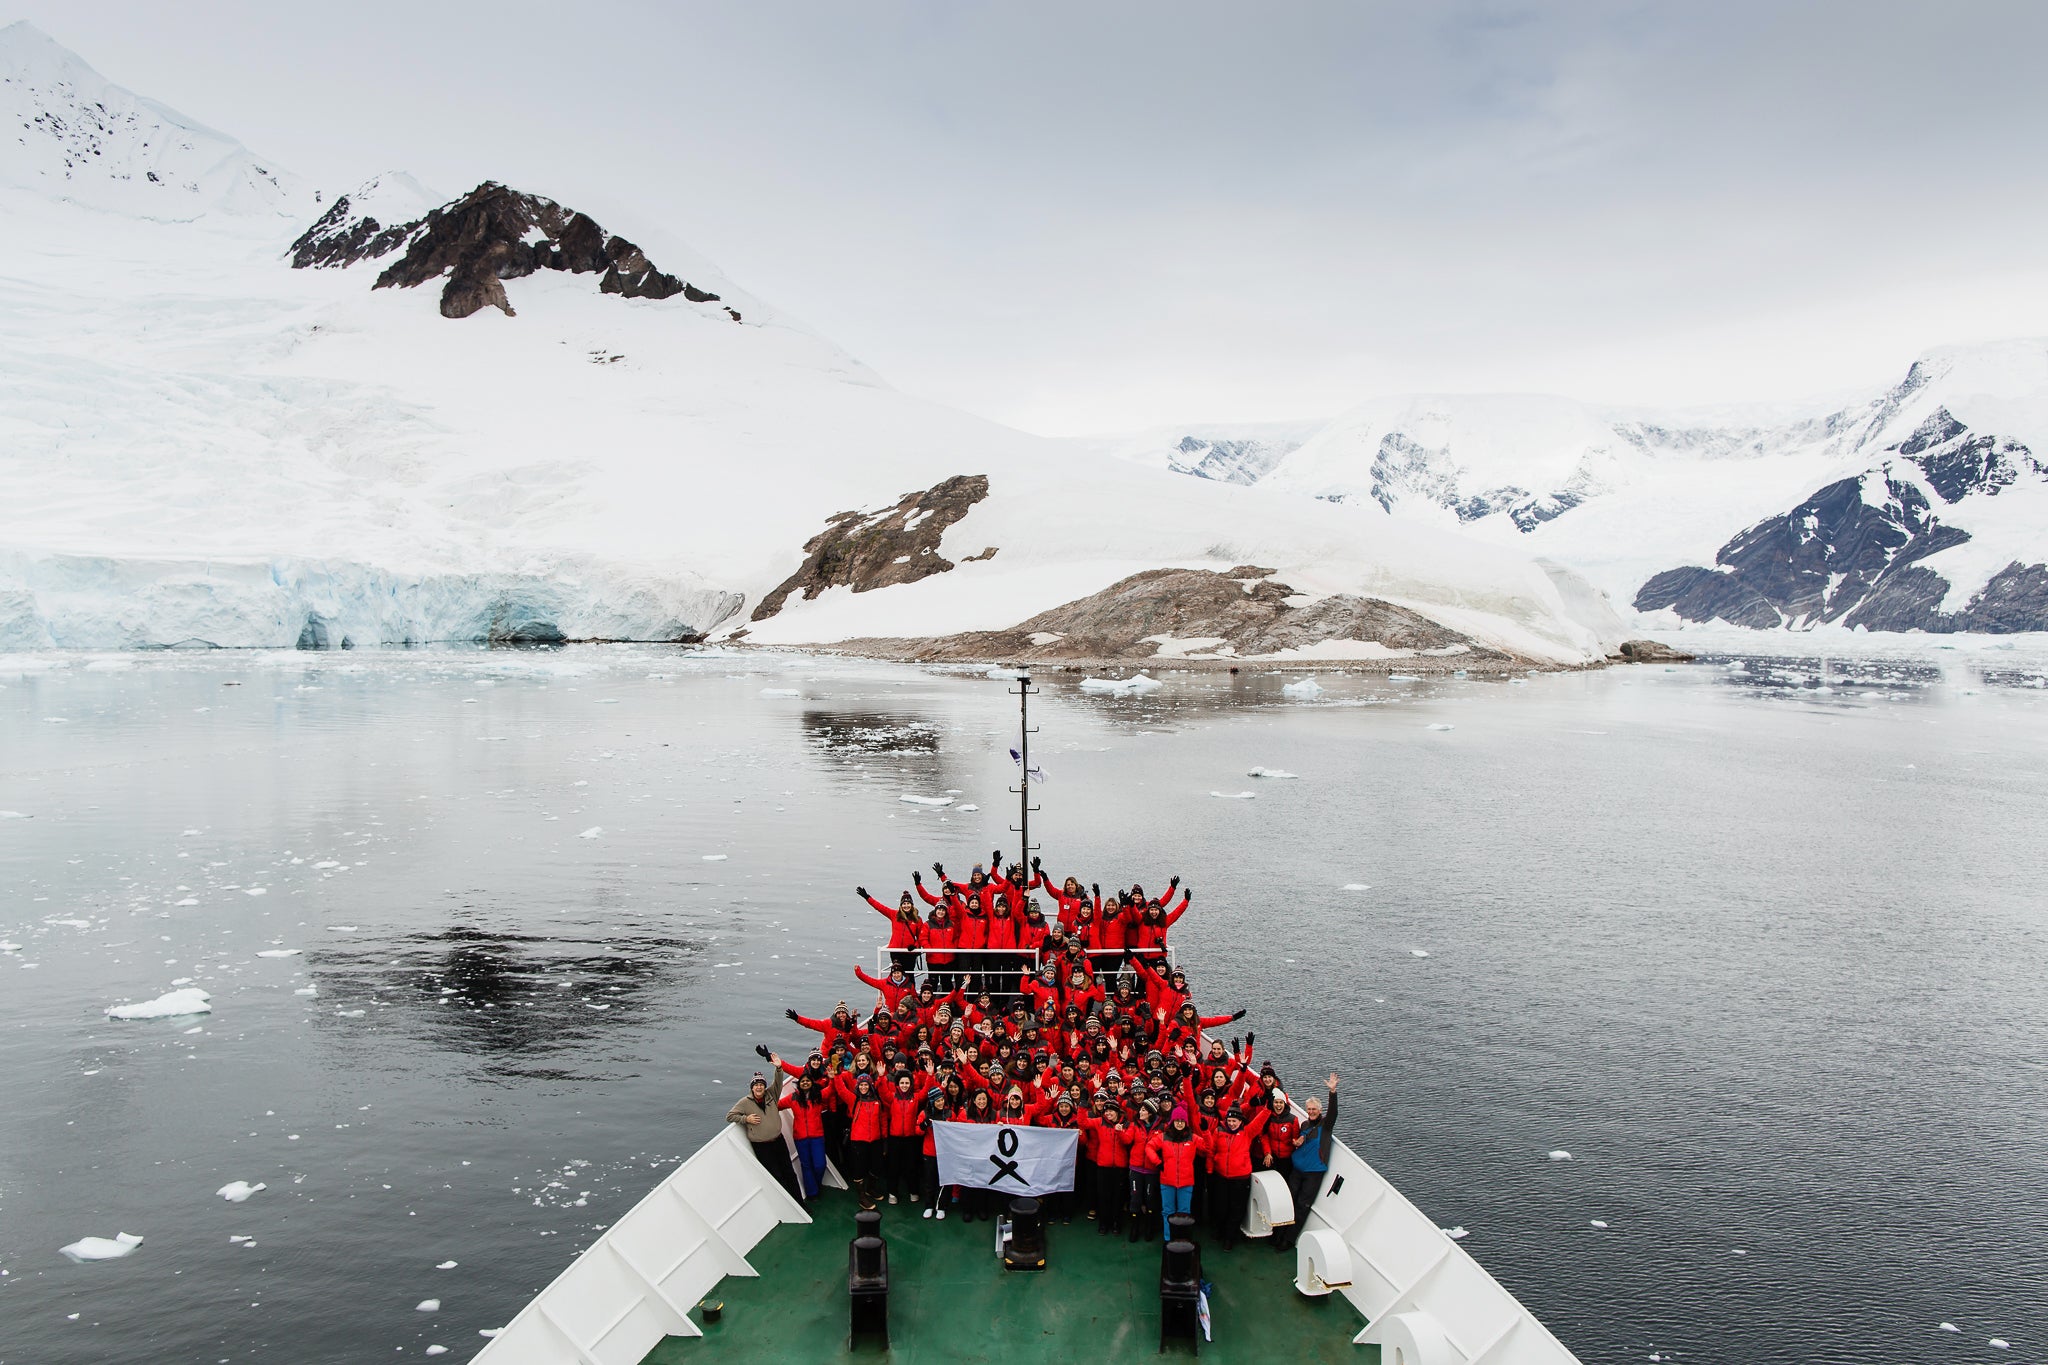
(1009, 743), (1046, 784)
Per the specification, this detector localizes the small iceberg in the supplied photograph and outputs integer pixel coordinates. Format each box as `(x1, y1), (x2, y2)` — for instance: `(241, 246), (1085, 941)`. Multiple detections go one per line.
(1425, 723), (1454, 731)
(1548, 1150), (1572, 1161)
(702, 853), (728, 861)
(1590, 1220), (1608, 1229)
(1388, 673), (1421, 682)
(256, 949), (301, 958)
(417, 1298), (441, 1312)
(1079, 674), (1162, 694)
(759, 688), (800, 698)
(1280, 677), (1323, 699)
(1409, 949), (1430, 957)
(1440, 1225), (1469, 1240)
(107, 988), (212, 1020)
(1938, 1323), (1958, 1333)
(1341, 883), (1370, 891)
(1209, 791), (1257, 800)
(436, 1260), (459, 1270)
(899, 794), (953, 807)
(577, 826), (603, 839)
(217, 1181), (266, 1203)
(957, 803), (979, 812)
(1247, 767), (1297, 779)
(60, 1232), (143, 1262)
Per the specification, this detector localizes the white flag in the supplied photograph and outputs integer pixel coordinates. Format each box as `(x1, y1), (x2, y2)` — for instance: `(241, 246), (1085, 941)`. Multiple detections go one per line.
(1009, 745), (1048, 784)
(933, 1121), (1077, 1195)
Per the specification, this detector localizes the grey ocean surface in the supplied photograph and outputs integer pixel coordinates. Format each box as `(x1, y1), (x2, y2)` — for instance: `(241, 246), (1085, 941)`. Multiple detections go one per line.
(2, 647), (2045, 1364)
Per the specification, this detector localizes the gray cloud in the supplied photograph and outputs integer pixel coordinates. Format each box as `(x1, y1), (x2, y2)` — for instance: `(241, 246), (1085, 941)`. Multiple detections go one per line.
(36, 0), (2048, 431)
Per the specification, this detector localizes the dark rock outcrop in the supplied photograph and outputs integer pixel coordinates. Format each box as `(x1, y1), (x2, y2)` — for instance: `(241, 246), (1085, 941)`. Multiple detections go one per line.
(290, 181), (733, 321)
(750, 475), (991, 622)
(1634, 411), (2048, 632)
(1615, 639), (1694, 663)
(852, 566), (1504, 663)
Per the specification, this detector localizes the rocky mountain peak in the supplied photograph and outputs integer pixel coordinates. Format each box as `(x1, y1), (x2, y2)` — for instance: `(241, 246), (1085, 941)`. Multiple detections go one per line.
(289, 179), (736, 321)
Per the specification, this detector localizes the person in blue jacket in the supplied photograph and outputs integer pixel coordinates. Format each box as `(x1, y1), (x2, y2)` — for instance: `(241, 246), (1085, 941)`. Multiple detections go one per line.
(1276, 1072), (1338, 1251)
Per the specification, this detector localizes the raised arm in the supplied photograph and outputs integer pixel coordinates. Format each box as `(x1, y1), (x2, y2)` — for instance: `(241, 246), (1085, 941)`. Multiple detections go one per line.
(788, 1008), (831, 1037)
(858, 887), (896, 918)
(853, 964), (889, 991)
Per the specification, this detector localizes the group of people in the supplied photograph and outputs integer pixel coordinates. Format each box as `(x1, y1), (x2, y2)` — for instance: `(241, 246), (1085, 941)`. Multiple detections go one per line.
(724, 850), (1340, 1251)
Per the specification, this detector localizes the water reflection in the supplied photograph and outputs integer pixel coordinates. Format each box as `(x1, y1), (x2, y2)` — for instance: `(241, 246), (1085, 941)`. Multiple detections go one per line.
(801, 708), (944, 753)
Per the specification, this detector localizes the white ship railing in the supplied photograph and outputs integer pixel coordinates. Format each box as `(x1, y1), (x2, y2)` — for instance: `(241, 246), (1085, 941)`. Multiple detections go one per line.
(470, 1122), (809, 1365)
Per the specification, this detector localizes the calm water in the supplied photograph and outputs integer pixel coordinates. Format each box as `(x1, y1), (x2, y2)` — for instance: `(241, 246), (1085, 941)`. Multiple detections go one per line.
(2, 647), (2045, 1364)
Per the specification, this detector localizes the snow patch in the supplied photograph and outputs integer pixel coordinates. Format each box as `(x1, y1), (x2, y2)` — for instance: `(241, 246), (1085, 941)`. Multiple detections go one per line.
(106, 987), (211, 1019)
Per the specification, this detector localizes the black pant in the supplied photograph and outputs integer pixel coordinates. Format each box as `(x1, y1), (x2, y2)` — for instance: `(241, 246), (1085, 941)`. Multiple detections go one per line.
(1078, 1155), (1097, 1215)
(824, 1111), (850, 1171)
(847, 1139), (882, 1205)
(1212, 1173), (1251, 1248)
(886, 1136), (920, 1199)
(922, 1153), (946, 1209)
(1095, 1164), (1127, 1233)
(1278, 1166), (1325, 1249)
(750, 1137), (801, 1200)
(1128, 1170), (1159, 1240)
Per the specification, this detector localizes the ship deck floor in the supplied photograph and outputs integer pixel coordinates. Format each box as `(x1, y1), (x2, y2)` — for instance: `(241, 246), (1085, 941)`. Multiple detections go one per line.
(642, 1189), (1375, 1364)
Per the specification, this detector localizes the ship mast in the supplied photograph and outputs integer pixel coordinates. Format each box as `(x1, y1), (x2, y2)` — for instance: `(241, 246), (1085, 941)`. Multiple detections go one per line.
(1009, 673), (1039, 876)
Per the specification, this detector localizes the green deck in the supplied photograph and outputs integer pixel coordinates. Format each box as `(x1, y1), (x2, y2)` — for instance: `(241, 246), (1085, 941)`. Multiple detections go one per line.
(644, 1191), (1375, 1364)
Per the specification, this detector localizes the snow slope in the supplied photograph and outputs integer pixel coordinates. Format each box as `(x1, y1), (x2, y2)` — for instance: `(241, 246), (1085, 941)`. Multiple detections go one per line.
(0, 24), (1624, 663)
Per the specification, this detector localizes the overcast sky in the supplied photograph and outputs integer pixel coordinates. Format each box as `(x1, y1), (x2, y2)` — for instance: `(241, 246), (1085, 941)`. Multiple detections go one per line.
(31, 1), (2048, 434)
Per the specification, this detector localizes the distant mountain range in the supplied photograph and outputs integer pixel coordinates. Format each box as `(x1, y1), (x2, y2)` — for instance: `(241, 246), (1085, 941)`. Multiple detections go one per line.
(1081, 341), (2048, 634)
(0, 21), (1621, 664)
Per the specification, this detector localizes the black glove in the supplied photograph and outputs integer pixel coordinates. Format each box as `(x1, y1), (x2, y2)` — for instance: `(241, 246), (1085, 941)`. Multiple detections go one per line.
(1091, 882), (1100, 897)
(856, 886), (868, 899)
(785, 1009), (800, 1022)
(1031, 855), (1041, 870)
(1230, 1036), (1241, 1054)
(932, 861), (946, 877)
(1231, 1009), (1247, 1022)
(1170, 876), (1180, 888)
(992, 849), (1003, 865)
(1183, 890), (1193, 903)
(755, 1044), (772, 1060)
(912, 870), (923, 883)
(1245, 1030), (1255, 1048)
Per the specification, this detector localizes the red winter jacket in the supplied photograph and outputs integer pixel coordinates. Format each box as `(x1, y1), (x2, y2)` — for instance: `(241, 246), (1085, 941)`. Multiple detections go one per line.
(834, 1077), (889, 1143)
(1078, 1114), (1133, 1166)
(884, 1088), (925, 1138)
(1148, 1129), (1203, 1187)
(854, 965), (917, 1012)
(778, 1092), (828, 1140)
(1202, 1109), (1271, 1179)
(985, 911), (1021, 951)
(920, 914), (959, 966)
(865, 894), (922, 950)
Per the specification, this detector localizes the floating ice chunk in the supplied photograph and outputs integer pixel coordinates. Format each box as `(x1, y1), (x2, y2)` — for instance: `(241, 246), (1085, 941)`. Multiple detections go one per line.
(417, 1298), (441, 1312)
(899, 794), (953, 807)
(0, 941), (19, 952)
(1548, 1150), (1572, 1161)
(985, 667), (1023, 680)
(1938, 1323), (1958, 1333)
(1425, 723), (1454, 731)
(957, 804), (979, 812)
(60, 1232), (143, 1261)
(0, 810), (28, 819)
(1209, 791), (1257, 800)
(1389, 674), (1421, 682)
(1247, 767), (1297, 779)
(313, 860), (341, 869)
(256, 949), (301, 958)
(436, 1260), (458, 1269)
(175, 898), (199, 906)
(1440, 1225), (1469, 1240)
(759, 688), (800, 698)
(1590, 1219), (1608, 1228)
(1409, 949), (1430, 957)
(577, 826), (603, 839)
(244, 887), (267, 897)
(1990, 1341), (2009, 1350)
(1280, 677), (1323, 699)
(1341, 883), (1370, 891)
(294, 987), (317, 997)
(702, 854), (728, 861)
(107, 987), (212, 1019)
(1080, 675), (1162, 694)
(337, 1009), (365, 1018)
(217, 1181), (266, 1202)
(426, 1349), (448, 1357)
(327, 925), (359, 933)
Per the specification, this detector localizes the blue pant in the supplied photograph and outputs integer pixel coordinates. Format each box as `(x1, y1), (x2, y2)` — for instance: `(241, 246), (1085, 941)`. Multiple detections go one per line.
(795, 1137), (827, 1199)
(1161, 1182), (1193, 1241)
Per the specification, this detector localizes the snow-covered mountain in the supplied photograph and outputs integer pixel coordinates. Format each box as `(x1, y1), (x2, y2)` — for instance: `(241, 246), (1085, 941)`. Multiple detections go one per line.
(1068, 420), (1323, 487)
(1108, 343), (2048, 633)
(0, 23), (1624, 664)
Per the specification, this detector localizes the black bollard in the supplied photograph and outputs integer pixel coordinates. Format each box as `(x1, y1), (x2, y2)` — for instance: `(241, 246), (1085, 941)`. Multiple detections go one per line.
(848, 1209), (889, 1347)
(1004, 1196), (1046, 1271)
(1160, 1236), (1203, 1353)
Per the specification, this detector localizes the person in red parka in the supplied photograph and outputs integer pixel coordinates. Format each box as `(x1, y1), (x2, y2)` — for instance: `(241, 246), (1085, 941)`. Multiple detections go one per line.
(834, 1070), (889, 1210)
(1078, 1100), (1133, 1235)
(859, 886), (923, 972)
(1203, 1106), (1272, 1249)
(883, 1071), (928, 1207)
(853, 961), (918, 1014)
(1148, 1107), (1202, 1242)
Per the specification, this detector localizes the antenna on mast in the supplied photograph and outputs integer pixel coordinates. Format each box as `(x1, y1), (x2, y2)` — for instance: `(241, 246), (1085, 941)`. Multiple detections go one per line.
(1008, 672), (1039, 875)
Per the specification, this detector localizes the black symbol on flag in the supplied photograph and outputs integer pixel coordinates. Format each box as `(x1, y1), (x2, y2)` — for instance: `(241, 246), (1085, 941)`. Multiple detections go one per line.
(988, 1127), (1024, 1186)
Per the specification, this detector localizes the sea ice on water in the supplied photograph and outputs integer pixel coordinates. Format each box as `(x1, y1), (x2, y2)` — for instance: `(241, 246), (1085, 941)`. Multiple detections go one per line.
(1079, 675), (1161, 695)
(416, 1298), (441, 1312)
(578, 827), (603, 838)
(1280, 677), (1323, 699)
(1440, 1225), (1469, 1240)
(1247, 767), (1298, 778)
(436, 1260), (458, 1269)
(1341, 883), (1369, 891)
(1990, 1340), (2009, 1349)
(1209, 791), (1257, 800)
(60, 1232), (143, 1262)
(217, 1181), (266, 1202)
(1548, 1150), (1572, 1161)
(759, 688), (800, 698)
(0, 810), (29, 819)
(256, 949), (301, 958)
(899, 794), (953, 806)
(702, 853), (728, 861)
(1938, 1323), (1959, 1333)
(957, 804), (979, 812)
(1590, 1220), (1608, 1228)
(107, 987), (212, 1019)
(426, 1349), (448, 1357)
(1409, 949), (1429, 957)
(1426, 723), (1455, 731)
